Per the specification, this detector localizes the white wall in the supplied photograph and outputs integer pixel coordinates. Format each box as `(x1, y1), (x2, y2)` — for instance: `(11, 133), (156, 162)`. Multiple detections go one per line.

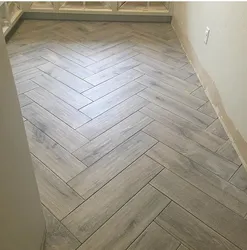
(0, 29), (45, 250)
(172, 2), (247, 166)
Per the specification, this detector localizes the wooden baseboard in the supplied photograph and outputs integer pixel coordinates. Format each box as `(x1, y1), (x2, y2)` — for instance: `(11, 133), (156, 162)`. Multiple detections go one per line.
(172, 17), (247, 171)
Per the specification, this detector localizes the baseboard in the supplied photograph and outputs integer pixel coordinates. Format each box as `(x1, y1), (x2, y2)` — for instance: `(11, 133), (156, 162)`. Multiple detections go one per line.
(22, 12), (171, 23)
(172, 17), (247, 171)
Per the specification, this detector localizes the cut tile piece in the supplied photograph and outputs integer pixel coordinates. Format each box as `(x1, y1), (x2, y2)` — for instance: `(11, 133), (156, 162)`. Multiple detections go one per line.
(127, 222), (180, 250)
(78, 185), (170, 250)
(74, 112), (152, 166)
(217, 140), (242, 165)
(191, 86), (208, 101)
(43, 207), (80, 250)
(26, 87), (90, 129)
(18, 94), (33, 107)
(77, 95), (149, 140)
(14, 68), (43, 84)
(146, 142), (247, 216)
(230, 166), (247, 191)
(16, 80), (38, 95)
(25, 121), (86, 182)
(32, 73), (92, 109)
(144, 121), (238, 180)
(69, 132), (157, 198)
(138, 88), (214, 129)
(151, 169), (247, 250)
(33, 156), (83, 220)
(136, 74), (205, 109)
(140, 103), (225, 151)
(63, 156), (163, 243)
(38, 62), (93, 92)
(156, 202), (239, 250)
(22, 103), (88, 152)
(186, 73), (201, 86)
(83, 69), (143, 101)
(198, 101), (218, 119)
(206, 119), (229, 140)
(80, 81), (145, 118)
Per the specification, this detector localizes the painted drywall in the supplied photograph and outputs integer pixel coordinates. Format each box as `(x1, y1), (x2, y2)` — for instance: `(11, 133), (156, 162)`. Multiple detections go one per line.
(172, 2), (247, 167)
(0, 29), (45, 250)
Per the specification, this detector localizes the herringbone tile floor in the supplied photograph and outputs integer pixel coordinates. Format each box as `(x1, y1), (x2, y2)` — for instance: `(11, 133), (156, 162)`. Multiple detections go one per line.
(7, 20), (247, 250)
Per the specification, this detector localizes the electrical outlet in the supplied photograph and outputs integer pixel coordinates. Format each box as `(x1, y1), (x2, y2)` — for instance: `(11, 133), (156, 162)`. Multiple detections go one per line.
(204, 27), (210, 44)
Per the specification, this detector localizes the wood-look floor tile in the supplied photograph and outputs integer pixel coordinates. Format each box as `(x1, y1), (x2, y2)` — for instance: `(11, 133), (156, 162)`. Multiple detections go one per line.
(127, 222), (180, 250)
(63, 156), (163, 243)
(22, 103), (88, 152)
(83, 69), (143, 101)
(198, 101), (218, 119)
(26, 87), (90, 129)
(230, 166), (247, 191)
(69, 132), (157, 198)
(138, 88), (214, 129)
(43, 207), (80, 250)
(14, 68), (43, 84)
(140, 103), (225, 152)
(33, 156), (83, 220)
(16, 80), (38, 95)
(206, 119), (229, 140)
(135, 63), (197, 92)
(186, 73), (201, 86)
(151, 169), (247, 250)
(32, 73), (92, 109)
(147, 142), (247, 216)
(156, 202), (239, 250)
(144, 121), (238, 180)
(38, 62), (93, 92)
(77, 95), (149, 140)
(191, 86), (208, 101)
(24, 121), (86, 182)
(18, 94), (33, 107)
(80, 81), (145, 118)
(73, 112), (152, 166)
(77, 185), (170, 250)
(136, 74), (205, 109)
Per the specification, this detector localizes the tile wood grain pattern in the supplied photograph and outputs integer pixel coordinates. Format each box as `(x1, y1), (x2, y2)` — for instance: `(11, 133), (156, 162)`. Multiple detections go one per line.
(14, 68), (43, 84)
(86, 48), (139, 73)
(146, 142), (247, 217)
(69, 132), (157, 199)
(191, 86), (208, 101)
(11, 57), (48, 74)
(43, 207), (80, 250)
(16, 80), (38, 95)
(41, 49), (94, 79)
(18, 94), (33, 107)
(198, 101), (218, 119)
(138, 88), (214, 129)
(63, 156), (163, 243)
(22, 103), (89, 153)
(83, 69), (143, 101)
(156, 202), (239, 250)
(26, 87), (90, 129)
(38, 62), (93, 93)
(77, 96), (149, 140)
(127, 222), (180, 250)
(144, 122), (238, 180)
(217, 140), (242, 166)
(24, 121), (86, 182)
(140, 103), (225, 152)
(73, 112), (153, 166)
(186, 73), (201, 86)
(32, 156), (83, 220)
(45, 42), (95, 67)
(151, 169), (247, 250)
(77, 185), (170, 250)
(135, 64), (197, 93)
(134, 54), (192, 80)
(80, 81), (146, 118)
(32, 73), (92, 109)
(136, 74), (205, 109)
(230, 166), (247, 192)
(206, 119), (229, 140)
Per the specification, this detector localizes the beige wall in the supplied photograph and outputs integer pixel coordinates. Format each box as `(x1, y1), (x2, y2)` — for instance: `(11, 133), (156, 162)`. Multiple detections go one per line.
(172, 2), (247, 168)
(0, 29), (45, 249)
